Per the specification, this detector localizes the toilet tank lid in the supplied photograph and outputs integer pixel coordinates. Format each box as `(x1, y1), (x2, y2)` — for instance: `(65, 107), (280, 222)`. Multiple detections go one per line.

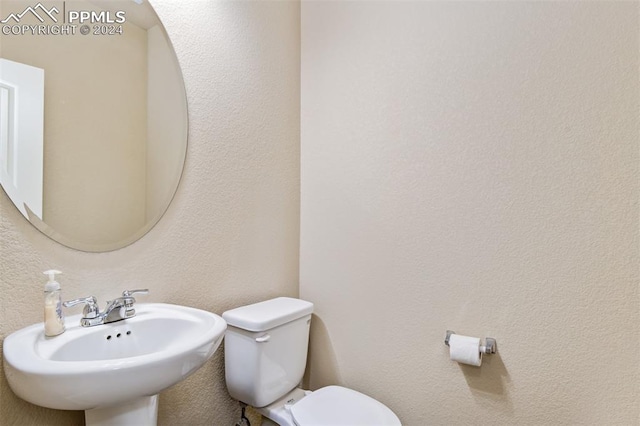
(222, 297), (314, 332)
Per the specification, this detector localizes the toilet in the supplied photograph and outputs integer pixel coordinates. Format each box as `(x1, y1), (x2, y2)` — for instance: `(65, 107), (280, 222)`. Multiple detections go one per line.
(222, 297), (401, 426)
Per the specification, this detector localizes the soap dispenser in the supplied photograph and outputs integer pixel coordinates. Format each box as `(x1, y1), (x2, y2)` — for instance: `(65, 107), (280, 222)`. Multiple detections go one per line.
(43, 270), (65, 336)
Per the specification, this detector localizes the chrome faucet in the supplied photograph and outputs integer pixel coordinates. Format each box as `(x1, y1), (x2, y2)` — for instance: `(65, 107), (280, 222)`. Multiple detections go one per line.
(63, 289), (149, 327)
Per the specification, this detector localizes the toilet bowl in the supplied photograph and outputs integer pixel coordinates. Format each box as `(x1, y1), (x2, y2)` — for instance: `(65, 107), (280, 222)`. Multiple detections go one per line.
(222, 297), (401, 426)
(257, 386), (400, 426)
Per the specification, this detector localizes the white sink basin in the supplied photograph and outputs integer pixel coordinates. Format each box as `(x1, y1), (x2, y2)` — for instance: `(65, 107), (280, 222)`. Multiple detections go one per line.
(3, 303), (226, 424)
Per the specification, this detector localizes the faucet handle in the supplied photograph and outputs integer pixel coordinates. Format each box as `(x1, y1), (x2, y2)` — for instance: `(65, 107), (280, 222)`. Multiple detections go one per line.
(63, 296), (99, 318)
(122, 289), (149, 298)
(120, 289), (148, 317)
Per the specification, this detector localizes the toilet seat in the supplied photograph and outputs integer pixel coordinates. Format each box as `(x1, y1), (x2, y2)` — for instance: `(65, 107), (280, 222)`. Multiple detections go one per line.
(290, 386), (401, 426)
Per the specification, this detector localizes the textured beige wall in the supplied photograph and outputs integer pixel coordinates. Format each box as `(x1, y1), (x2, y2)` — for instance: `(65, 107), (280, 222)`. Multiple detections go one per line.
(0, 0), (300, 424)
(300, 2), (639, 425)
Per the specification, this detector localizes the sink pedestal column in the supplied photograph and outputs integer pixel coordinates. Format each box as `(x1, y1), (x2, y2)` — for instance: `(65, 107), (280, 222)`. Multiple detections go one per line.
(85, 395), (159, 426)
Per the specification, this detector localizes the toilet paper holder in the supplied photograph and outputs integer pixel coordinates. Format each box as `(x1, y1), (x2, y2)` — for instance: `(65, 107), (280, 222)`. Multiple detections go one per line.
(445, 330), (496, 355)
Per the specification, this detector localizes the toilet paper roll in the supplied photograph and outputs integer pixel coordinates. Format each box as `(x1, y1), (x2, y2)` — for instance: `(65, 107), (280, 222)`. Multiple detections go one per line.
(449, 334), (482, 366)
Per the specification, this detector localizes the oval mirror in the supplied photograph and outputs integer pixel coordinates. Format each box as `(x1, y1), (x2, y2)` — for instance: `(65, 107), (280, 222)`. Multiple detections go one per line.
(0, 0), (187, 252)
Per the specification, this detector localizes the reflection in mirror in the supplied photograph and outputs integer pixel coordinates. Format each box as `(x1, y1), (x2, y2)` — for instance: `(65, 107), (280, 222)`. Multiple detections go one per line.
(0, 0), (187, 252)
(0, 58), (44, 220)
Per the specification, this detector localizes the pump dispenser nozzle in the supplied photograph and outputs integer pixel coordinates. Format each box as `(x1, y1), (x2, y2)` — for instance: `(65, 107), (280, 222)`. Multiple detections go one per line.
(43, 270), (62, 291)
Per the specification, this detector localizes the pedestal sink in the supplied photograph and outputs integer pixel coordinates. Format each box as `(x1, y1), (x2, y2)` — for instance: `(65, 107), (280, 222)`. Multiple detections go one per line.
(3, 303), (226, 426)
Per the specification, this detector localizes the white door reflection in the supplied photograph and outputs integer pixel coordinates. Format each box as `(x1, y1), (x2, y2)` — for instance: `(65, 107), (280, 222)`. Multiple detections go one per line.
(0, 58), (44, 221)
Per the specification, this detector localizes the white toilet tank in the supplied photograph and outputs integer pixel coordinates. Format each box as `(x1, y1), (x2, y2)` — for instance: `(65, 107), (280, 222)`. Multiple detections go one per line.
(222, 297), (314, 408)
